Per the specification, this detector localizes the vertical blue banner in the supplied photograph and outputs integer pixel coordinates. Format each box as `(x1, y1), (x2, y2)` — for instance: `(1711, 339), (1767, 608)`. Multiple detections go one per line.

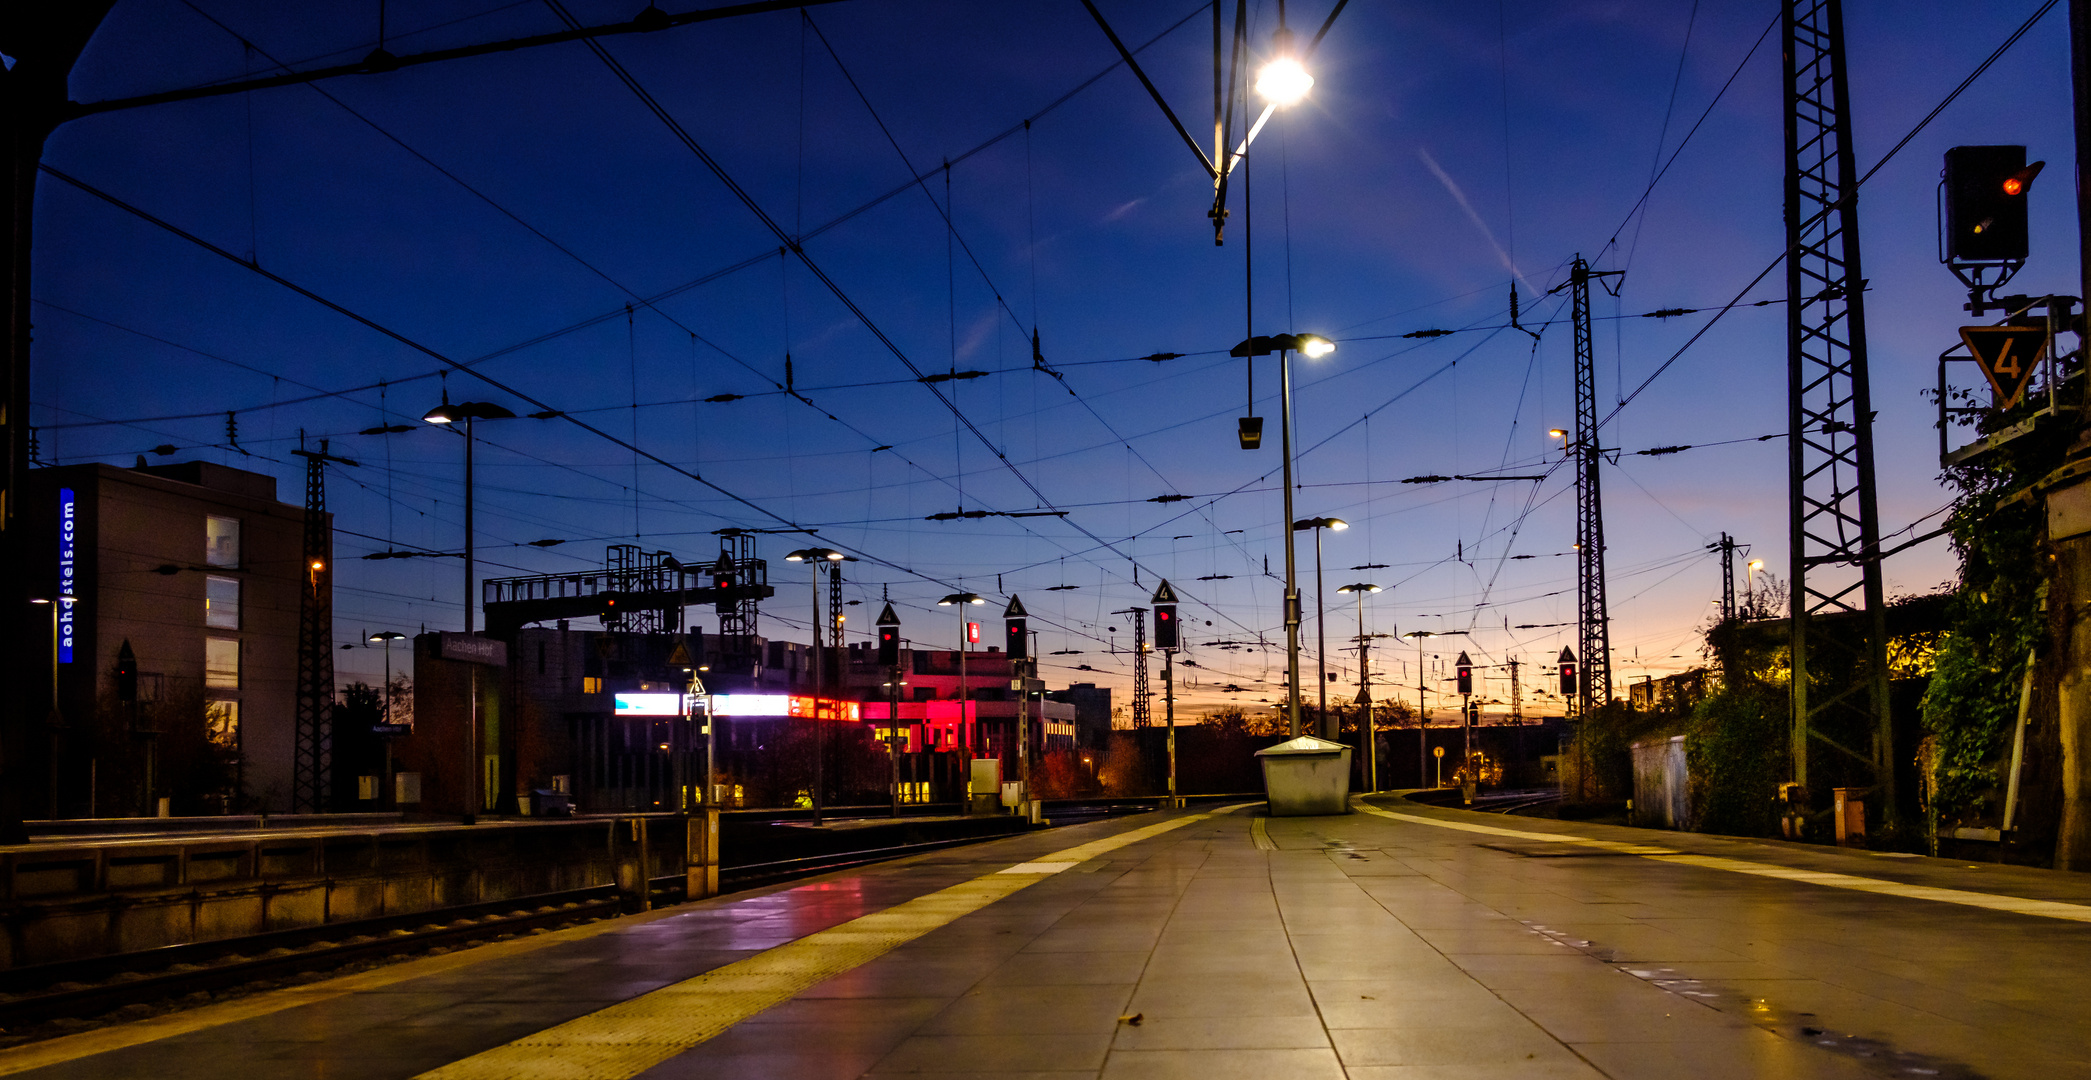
(58, 488), (76, 664)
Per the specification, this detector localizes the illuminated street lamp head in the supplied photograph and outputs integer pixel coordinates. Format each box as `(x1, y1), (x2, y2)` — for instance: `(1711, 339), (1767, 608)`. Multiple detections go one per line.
(1255, 29), (1314, 107)
(1748, 559), (1765, 571)
(1548, 428), (1566, 439)
(784, 547), (846, 563)
(368, 631), (406, 643)
(423, 398), (517, 424)
(1292, 516), (1349, 532)
(938, 592), (986, 606)
(1296, 334), (1335, 358)
(1337, 583), (1382, 595)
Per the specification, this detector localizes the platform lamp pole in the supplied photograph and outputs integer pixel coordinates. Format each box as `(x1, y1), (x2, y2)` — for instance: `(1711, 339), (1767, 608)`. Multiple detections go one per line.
(1337, 583), (1380, 791)
(938, 592), (986, 811)
(1405, 630), (1438, 787)
(29, 595), (74, 820)
(1229, 333), (1336, 739)
(785, 549), (844, 824)
(368, 631), (406, 808)
(422, 393), (515, 824)
(1293, 517), (1347, 740)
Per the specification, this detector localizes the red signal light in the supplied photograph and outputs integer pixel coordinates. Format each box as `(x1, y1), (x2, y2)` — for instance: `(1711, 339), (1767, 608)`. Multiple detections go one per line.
(2003, 177), (2023, 196)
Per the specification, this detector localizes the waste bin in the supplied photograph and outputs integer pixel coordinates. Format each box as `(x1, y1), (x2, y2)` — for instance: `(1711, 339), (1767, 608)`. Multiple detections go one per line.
(1256, 735), (1353, 816)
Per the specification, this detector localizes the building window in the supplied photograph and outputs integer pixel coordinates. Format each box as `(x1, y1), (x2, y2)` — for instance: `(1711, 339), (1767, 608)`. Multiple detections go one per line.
(206, 516), (241, 568)
(205, 576), (241, 629)
(205, 637), (240, 689)
(582, 676), (604, 694)
(204, 700), (240, 751)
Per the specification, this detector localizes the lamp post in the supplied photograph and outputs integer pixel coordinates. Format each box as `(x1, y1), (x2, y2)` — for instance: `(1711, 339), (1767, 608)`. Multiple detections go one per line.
(937, 592), (986, 810)
(1292, 516), (1347, 739)
(422, 393), (514, 824)
(419, 395), (516, 634)
(29, 596), (74, 820)
(1404, 630), (1437, 787)
(1230, 332), (1335, 738)
(368, 631), (405, 809)
(1337, 583), (1380, 792)
(784, 549), (845, 824)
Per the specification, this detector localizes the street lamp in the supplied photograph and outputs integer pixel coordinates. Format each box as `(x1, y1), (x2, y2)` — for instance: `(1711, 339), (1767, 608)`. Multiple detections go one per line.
(366, 631), (406, 721)
(420, 394), (517, 633)
(1337, 582), (1381, 792)
(784, 548), (845, 823)
(1404, 630), (1438, 787)
(937, 592), (986, 808)
(1255, 23), (1315, 107)
(30, 595), (76, 820)
(366, 631), (407, 809)
(422, 392), (514, 824)
(1292, 516), (1348, 740)
(1231, 332), (1336, 738)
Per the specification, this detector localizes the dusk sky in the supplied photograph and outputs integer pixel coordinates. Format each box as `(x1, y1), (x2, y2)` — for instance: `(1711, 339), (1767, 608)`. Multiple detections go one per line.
(29, 0), (2079, 719)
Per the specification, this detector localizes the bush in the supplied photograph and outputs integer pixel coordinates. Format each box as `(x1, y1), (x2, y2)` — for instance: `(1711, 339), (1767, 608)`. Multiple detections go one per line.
(1684, 682), (1786, 836)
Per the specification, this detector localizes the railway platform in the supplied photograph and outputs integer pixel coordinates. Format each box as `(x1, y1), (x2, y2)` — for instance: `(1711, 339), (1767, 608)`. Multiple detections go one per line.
(0, 794), (2087, 1079)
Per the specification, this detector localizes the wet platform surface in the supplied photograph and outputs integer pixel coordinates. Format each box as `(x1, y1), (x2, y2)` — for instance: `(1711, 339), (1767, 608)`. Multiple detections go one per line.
(5, 795), (2089, 1080)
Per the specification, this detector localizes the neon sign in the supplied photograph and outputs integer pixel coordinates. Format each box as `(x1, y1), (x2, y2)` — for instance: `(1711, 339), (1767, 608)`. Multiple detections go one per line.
(58, 488), (76, 664)
(612, 692), (860, 720)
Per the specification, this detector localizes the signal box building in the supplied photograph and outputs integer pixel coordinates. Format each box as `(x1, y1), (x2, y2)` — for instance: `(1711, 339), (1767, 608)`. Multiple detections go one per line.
(20, 460), (317, 816)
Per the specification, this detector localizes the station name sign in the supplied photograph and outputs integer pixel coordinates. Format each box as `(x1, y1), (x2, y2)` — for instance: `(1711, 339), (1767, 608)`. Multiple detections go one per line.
(436, 633), (507, 667)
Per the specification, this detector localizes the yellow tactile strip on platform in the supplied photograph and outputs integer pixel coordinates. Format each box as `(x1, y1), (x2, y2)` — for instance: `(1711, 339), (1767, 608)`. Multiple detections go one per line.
(415, 810), (1229, 1080)
(1356, 803), (2091, 923)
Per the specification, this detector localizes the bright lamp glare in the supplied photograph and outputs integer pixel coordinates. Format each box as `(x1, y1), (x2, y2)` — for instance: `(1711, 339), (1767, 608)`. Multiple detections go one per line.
(1299, 335), (1335, 358)
(1255, 57), (1314, 106)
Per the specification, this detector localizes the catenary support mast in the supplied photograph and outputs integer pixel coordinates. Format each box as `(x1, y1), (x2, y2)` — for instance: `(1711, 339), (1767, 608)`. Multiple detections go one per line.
(1784, 0), (1894, 816)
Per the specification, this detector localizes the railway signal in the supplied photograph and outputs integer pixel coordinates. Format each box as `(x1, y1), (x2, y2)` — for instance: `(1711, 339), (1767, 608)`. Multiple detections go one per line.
(1151, 580), (1179, 650)
(877, 602), (901, 666)
(1003, 596), (1028, 660)
(1944, 145), (2042, 263)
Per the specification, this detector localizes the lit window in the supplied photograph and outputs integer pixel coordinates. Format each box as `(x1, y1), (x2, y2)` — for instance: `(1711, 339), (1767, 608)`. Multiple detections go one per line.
(204, 700), (240, 750)
(206, 516), (241, 568)
(583, 676), (604, 694)
(205, 576), (240, 629)
(205, 637), (240, 689)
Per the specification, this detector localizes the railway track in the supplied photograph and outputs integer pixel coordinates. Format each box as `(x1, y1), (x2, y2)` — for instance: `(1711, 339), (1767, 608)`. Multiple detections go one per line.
(0, 887), (624, 1030)
(1471, 789), (1565, 815)
(0, 812), (1113, 1032)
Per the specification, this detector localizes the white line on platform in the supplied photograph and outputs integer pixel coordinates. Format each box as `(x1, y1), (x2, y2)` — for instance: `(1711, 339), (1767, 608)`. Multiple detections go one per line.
(1356, 803), (2091, 924)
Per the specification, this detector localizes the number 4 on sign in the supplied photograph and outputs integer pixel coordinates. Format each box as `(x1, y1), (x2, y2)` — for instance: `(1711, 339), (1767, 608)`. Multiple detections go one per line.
(1959, 325), (2050, 411)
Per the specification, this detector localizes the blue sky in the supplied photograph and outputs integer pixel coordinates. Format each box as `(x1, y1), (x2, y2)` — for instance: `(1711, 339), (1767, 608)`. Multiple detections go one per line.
(31, 0), (2079, 717)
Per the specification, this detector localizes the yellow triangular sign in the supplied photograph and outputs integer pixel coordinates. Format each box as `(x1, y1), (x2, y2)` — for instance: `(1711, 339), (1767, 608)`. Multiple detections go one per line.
(1959, 325), (2049, 411)
(667, 639), (693, 667)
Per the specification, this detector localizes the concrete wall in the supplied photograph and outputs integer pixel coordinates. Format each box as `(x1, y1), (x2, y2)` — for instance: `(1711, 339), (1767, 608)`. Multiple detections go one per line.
(0, 818), (681, 969)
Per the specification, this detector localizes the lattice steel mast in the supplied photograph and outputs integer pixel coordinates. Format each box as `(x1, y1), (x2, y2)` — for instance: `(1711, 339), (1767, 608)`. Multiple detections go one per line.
(291, 437), (354, 813)
(1557, 256), (1620, 716)
(1118, 608), (1151, 728)
(1784, 0), (1893, 813)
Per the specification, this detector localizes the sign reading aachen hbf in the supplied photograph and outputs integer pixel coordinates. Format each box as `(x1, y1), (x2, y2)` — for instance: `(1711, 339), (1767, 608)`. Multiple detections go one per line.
(58, 487), (76, 663)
